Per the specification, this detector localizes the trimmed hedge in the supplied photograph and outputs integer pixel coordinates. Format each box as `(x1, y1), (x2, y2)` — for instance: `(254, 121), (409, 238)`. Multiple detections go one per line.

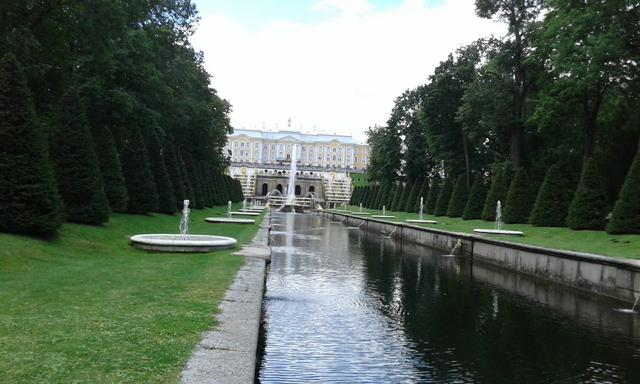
(425, 177), (441, 215)
(447, 175), (468, 217)
(503, 168), (535, 224)
(434, 176), (453, 216)
(530, 164), (573, 227)
(482, 167), (511, 221)
(463, 174), (487, 220)
(567, 158), (608, 230)
(607, 148), (640, 234)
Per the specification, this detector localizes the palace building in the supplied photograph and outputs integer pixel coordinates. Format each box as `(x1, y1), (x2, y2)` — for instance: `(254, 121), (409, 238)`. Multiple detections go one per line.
(225, 122), (368, 205)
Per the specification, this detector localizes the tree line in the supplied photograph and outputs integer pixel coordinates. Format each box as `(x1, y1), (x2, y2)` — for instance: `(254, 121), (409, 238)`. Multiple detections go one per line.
(0, 1), (242, 235)
(363, 0), (640, 234)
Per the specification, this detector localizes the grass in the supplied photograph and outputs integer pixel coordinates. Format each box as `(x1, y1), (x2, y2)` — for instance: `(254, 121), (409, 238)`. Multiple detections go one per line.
(0, 204), (263, 383)
(341, 205), (640, 259)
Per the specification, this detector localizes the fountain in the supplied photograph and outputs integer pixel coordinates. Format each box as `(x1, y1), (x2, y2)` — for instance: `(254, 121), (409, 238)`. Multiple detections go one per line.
(205, 200), (256, 224)
(280, 144), (304, 213)
(614, 294), (640, 314)
(443, 239), (463, 257)
(372, 205), (395, 219)
(473, 200), (524, 236)
(352, 202), (371, 216)
(406, 197), (437, 224)
(130, 200), (237, 252)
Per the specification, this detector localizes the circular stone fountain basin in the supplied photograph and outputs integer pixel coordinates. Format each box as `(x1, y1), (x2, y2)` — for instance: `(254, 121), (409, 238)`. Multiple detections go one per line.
(406, 219), (437, 224)
(205, 217), (255, 224)
(372, 215), (396, 219)
(473, 229), (524, 236)
(230, 211), (261, 216)
(130, 234), (237, 252)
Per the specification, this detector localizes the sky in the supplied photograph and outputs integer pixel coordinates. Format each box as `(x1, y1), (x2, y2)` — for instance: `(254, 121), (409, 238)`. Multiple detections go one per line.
(190, 0), (505, 143)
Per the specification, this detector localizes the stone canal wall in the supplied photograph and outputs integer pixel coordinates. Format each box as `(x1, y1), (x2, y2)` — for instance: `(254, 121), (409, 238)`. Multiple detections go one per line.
(324, 211), (640, 304)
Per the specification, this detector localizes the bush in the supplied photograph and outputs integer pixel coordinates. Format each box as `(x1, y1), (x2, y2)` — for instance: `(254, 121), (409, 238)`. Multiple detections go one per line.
(447, 175), (468, 217)
(425, 177), (441, 215)
(530, 164), (573, 227)
(607, 148), (640, 234)
(51, 89), (110, 224)
(391, 184), (405, 211)
(503, 168), (534, 224)
(93, 127), (128, 212)
(121, 126), (158, 214)
(183, 153), (204, 208)
(398, 182), (412, 212)
(0, 54), (64, 234)
(163, 141), (186, 209)
(434, 176), (453, 216)
(463, 174), (487, 220)
(482, 167), (511, 221)
(567, 159), (608, 230)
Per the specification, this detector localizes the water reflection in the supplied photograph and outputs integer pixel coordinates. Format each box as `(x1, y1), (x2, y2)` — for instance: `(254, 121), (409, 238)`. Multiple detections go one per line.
(257, 213), (640, 383)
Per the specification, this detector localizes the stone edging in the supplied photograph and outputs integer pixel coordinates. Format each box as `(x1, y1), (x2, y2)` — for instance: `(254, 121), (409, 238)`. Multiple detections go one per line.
(181, 215), (271, 384)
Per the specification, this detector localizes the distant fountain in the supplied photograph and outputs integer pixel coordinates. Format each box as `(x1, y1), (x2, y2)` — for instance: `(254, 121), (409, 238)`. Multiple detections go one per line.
(495, 200), (503, 231)
(360, 203), (363, 213)
(406, 197), (437, 224)
(474, 200), (523, 236)
(382, 205), (386, 216)
(372, 205), (395, 219)
(131, 200), (237, 252)
(227, 200), (232, 218)
(242, 199), (247, 210)
(205, 199), (256, 224)
(285, 144), (298, 206)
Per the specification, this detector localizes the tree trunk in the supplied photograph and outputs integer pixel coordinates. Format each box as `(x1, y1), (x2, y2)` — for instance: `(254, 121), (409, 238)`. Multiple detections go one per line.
(461, 129), (471, 189)
(582, 88), (604, 165)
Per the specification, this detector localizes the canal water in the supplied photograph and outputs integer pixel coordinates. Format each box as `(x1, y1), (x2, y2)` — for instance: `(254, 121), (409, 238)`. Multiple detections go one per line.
(257, 213), (640, 383)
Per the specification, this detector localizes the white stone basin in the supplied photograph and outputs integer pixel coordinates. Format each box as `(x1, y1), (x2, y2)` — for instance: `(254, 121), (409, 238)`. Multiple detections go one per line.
(473, 229), (524, 236)
(230, 211), (260, 216)
(350, 212), (371, 215)
(239, 208), (263, 212)
(130, 234), (237, 252)
(372, 215), (396, 219)
(406, 219), (437, 224)
(205, 217), (255, 224)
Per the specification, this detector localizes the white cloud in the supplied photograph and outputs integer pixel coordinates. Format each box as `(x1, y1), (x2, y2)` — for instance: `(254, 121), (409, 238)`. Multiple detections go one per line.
(191, 0), (505, 143)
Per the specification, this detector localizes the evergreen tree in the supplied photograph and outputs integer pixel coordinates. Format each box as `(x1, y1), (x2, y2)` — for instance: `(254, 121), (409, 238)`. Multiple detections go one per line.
(447, 175), (468, 217)
(163, 141), (186, 209)
(215, 173), (229, 204)
(385, 184), (397, 210)
(396, 183), (412, 211)
(51, 89), (109, 224)
(530, 165), (573, 227)
(197, 162), (212, 207)
(414, 179), (429, 213)
(146, 131), (176, 214)
(463, 174), (487, 220)
(0, 54), (63, 234)
(434, 176), (454, 216)
(503, 168), (534, 224)
(373, 184), (385, 209)
(567, 159), (608, 230)
(607, 148), (640, 234)
(403, 181), (417, 212)
(369, 185), (381, 209)
(482, 167), (511, 221)
(93, 127), (128, 212)
(362, 186), (371, 208)
(178, 154), (195, 208)
(183, 153), (204, 208)
(391, 184), (405, 211)
(425, 177), (441, 214)
(121, 126), (158, 214)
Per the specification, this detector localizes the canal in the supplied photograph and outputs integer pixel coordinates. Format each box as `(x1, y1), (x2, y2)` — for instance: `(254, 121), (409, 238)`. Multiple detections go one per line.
(257, 212), (640, 383)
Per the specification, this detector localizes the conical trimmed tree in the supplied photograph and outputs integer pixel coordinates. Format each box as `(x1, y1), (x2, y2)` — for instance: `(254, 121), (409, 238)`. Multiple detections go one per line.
(414, 179), (429, 213)
(607, 148), (640, 234)
(530, 164), (573, 227)
(434, 176), (453, 216)
(93, 127), (128, 212)
(463, 174), (487, 220)
(567, 158), (608, 230)
(425, 177), (441, 215)
(121, 126), (158, 214)
(146, 131), (176, 214)
(391, 184), (405, 211)
(178, 154), (195, 207)
(447, 175), (468, 217)
(51, 89), (109, 224)
(385, 184), (397, 210)
(0, 54), (63, 234)
(163, 141), (186, 209)
(183, 153), (204, 209)
(503, 168), (534, 224)
(403, 181), (418, 212)
(482, 167), (511, 221)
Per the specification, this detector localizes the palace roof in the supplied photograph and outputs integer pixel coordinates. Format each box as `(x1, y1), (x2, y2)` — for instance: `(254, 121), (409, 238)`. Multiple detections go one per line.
(230, 129), (363, 145)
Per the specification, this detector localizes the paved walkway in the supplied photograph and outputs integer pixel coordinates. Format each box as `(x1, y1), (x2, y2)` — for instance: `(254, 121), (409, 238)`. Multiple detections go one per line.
(181, 216), (270, 384)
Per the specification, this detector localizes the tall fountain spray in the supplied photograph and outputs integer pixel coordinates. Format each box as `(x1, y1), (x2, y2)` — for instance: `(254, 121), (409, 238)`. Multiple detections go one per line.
(179, 200), (190, 239)
(286, 144), (298, 205)
(359, 203), (363, 213)
(495, 200), (503, 231)
(227, 200), (232, 218)
(419, 197), (424, 221)
(382, 205), (386, 216)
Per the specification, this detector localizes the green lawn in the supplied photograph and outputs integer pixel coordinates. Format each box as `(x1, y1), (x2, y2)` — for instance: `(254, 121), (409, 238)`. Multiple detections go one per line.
(0, 204), (262, 383)
(341, 206), (640, 259)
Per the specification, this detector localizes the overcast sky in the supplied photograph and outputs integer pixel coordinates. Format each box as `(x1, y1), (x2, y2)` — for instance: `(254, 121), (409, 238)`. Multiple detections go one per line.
(190, 0), (505, 143)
